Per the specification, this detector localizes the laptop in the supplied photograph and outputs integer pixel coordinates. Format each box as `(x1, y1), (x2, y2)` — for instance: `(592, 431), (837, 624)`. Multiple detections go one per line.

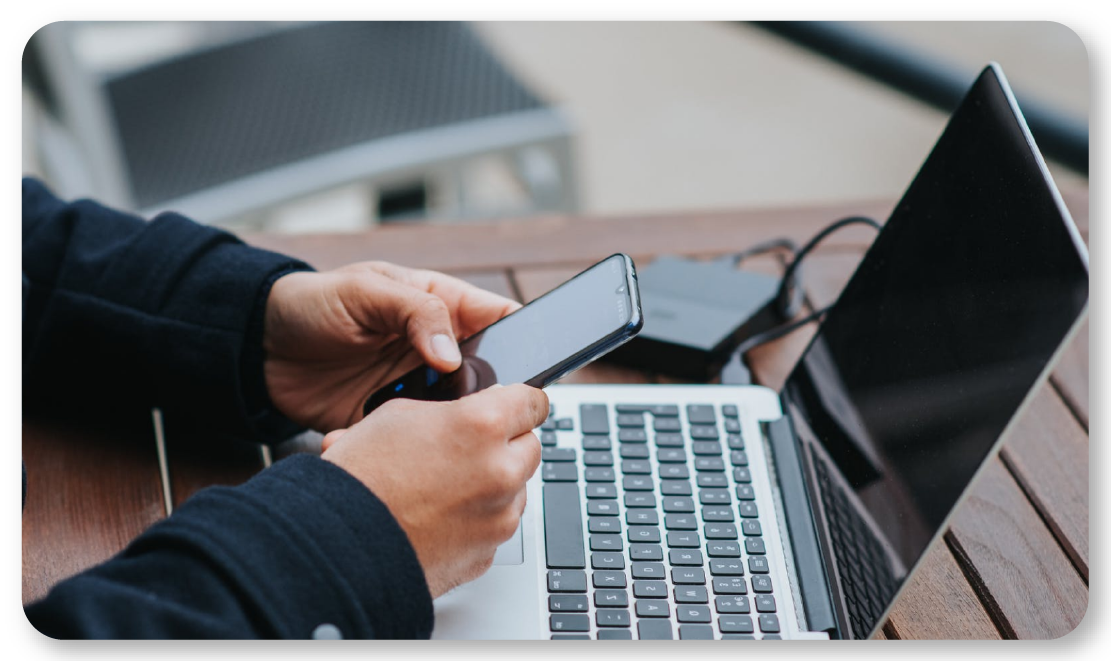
(430, 63), (1090, 640)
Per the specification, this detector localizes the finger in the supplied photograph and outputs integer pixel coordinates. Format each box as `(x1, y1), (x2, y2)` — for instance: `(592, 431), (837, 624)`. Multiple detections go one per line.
(504, 430), (543, 486)
(321, 428), (347, 451)
(461, 384), (550, 442)
(341, 275), (462, 372)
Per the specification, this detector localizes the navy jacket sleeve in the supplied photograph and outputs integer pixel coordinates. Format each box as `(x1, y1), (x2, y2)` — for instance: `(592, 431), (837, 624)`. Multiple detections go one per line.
(22, 177), (305, 443)
(25, 454), (435, 639)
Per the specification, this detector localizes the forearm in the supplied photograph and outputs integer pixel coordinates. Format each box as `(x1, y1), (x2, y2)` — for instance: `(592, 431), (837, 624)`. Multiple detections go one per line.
(24, 455), (434, 639)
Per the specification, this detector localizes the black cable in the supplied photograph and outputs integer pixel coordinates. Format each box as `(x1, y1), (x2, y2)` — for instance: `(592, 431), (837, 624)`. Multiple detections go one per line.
(774, 215), (881, 319)
(720, 305), (832, 386)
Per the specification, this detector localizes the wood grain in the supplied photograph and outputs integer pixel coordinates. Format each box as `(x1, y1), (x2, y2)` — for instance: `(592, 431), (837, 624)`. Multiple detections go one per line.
(946, 459), (1087, 639)
(884, 542), (1002, 639)
(999, 387), (1089, 581)
(22, 416), (165, 604)
(1050, 318), (1089, 429)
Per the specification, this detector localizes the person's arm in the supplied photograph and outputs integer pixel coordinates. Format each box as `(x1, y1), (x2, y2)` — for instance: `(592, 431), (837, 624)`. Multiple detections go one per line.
(22, 177), (310, 443)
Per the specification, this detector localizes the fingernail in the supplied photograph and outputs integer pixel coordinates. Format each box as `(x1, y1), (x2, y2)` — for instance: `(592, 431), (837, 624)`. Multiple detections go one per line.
(431, 333), (461, 364)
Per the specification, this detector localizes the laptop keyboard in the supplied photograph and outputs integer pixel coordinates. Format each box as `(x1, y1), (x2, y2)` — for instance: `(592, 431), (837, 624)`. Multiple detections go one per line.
(810, 448), (898, 639)
(541, 403), (782, 640)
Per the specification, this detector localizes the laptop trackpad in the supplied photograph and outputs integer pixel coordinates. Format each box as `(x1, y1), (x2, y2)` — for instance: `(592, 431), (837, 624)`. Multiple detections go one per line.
(492, 522), (524, 565)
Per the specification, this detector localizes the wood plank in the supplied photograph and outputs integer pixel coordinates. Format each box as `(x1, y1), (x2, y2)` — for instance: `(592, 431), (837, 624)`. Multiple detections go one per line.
(800, 251), (864, 310)
(946, 459), (1087, 639)
(1050, 318), (1089, 429)
(22, 416), (166, 604)
(243, 187), (1087, 274)
(884, 541), (1002, 639)
(998, 387), (1089, 580)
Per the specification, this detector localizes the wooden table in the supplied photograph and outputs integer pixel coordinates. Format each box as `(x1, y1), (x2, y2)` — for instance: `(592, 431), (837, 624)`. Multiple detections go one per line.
(23, 191), (1089, 639)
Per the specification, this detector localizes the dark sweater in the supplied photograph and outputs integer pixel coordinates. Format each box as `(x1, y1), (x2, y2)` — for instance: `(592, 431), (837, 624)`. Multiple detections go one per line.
(22, 178), (434, 639)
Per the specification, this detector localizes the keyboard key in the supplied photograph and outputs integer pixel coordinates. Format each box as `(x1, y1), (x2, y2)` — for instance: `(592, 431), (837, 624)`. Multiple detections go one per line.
(727, 434), (745, 450)
(704, 523), (738, 539)
(694, 457), (725, 472)
(580, 404), (610, 435)
(755, 595), (776, 613)
(583, 451), (614, 466)
(635, 601), (670, 618)
(663, 496), (695, 513)
(550, 613), (590, 632)
(637, 619), (673, 640)
(585, 484), (617, 499)
(707, 541), (741, 557)
(653, 417), (682, 432)
(665, 514), (698, 530)
(542, 463), (578, 482)
(735, 485), (756, 501)
(702, 506), (734, 522)
(723, 419), (741, 434)
(543, 484), (585, 568)
(751, 575), (773, 593)
(686, 404), (717, 425)
(540, 431), (557, 446)
(618, 429), (648, 443)
(733, 467), (752, 483)
(631, 562), (665, 580)
(541, 419), (556, 432)
(722, 405), (739, 418)
(700, 489), (731, 505)
(587, 500), (620, 516)
(759, 614), (781, 633)
(671, 567), (706, 584)
(654, 433), (684, 447)
(669, 549), (704, 566)
(596, 610), (631, 627)
(548, 570), (587, 592)
(713, 576), (748, 594)
(623, 475), (654, 491)
(590, 534), (622, 552)
(718, 615), (754, 633)
(692, 441), (722, 456)
(595, 590), (629, 608)
(633, 581), (668, 598)
(549, 595), (588, 612)
(616, 413), (645, 428)
(627, 510), (659, 525)
(745, 538), (767, 555)
(660, 480), (692, 496)
(628, 526), (661, 543)
(677, 605), (712, 623)
(679, 624), (714, 640)
(730, 450), (749, 466)
(584, 467), (615, 482)
(715, 596), (750, 614)
(709, 559), (745, 576)
(593, 570), (627, 587)
(738, 502), (759, 518)
(748, 557), (770, 574)
(588, 518), (620, 534)
(690, 425), (719, 441)
(721, 634), (755, 640)
(598, 630), (632, 640)
(581, 436), (611, 450)
(616, 403), (679, 417)
(621, 460), (651, 474)
(619, 444), (650, 460)
(763, 634), (782, 640)
(674, 586), (709, 603)
(657, 448), (687, 463)
(659, 465), (690, 480)
(667, 531), (701, 547)
(630, 544), (664, 561)
(697, 473), (728, 488)
(625, 492), (656, 508)
(591, 553), (625, 570)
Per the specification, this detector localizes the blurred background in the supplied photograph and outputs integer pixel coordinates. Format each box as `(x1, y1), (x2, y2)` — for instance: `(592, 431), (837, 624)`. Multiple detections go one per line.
(22, 21), (1088, 233)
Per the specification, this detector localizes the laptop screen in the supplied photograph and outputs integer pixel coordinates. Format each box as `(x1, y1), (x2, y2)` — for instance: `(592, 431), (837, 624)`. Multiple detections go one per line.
(781, 65), (1088, 636)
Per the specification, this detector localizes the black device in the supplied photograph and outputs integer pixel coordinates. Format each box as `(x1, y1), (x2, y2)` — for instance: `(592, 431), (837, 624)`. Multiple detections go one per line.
(603, 256), (782, 380)
(363, 254), (643, 414)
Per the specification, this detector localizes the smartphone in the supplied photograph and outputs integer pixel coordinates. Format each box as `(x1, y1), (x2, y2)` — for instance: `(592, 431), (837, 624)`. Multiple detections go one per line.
(363, 253), (642, 414)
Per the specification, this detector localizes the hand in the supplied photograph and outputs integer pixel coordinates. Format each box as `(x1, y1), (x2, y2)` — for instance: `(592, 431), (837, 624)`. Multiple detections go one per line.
(321, 384), (548, 598)
(263, 262), (519, 432)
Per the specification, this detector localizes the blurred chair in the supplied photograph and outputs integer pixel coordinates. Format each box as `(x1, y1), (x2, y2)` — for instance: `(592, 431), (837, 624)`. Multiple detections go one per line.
(26, 21), (578, 229)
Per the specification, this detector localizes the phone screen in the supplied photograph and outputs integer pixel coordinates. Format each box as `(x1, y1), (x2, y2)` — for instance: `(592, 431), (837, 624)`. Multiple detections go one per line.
(365, 254), (640, 412)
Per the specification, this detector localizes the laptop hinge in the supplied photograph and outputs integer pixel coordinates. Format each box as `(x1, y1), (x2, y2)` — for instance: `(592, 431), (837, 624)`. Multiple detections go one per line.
(763, 416), (838, 635)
